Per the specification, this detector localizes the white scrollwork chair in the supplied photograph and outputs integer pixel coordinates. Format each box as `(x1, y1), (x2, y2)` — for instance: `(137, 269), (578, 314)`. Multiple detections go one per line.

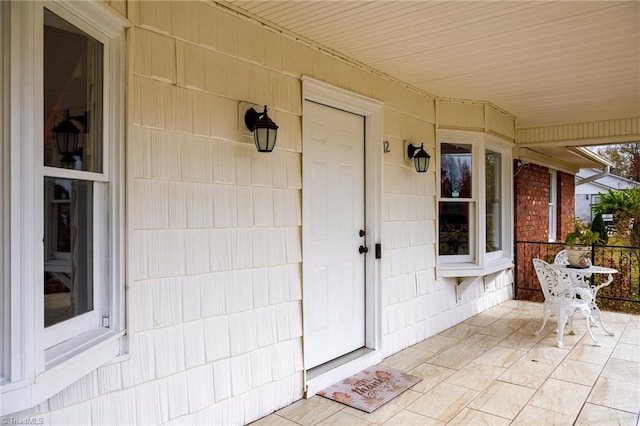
(553, 249), (570, 266)
(554, 249), (597, 324)
(532, 258), (599, 348)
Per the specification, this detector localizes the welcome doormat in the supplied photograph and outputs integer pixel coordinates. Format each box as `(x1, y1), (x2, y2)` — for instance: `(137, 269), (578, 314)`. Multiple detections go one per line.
(317, 366), (422, 413)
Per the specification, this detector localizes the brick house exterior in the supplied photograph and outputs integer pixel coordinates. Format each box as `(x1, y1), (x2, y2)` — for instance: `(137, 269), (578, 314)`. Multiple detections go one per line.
(514, 162), (551, 242)
(514, 160), (577, 302)
(514, 161), (575, 243)
(558, 170), (576, 238)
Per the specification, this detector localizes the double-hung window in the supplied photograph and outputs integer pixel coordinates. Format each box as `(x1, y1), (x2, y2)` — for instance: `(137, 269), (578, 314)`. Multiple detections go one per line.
(439, 141), (475, 262)
(1, 1), (127, 415)
(43, 7), (107, 348)
(437, 130), (513, 277)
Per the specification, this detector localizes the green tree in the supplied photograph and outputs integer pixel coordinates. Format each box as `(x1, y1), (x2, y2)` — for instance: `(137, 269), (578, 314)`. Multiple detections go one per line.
(593, 143), (640, 182)
(590, 211), (609, 244)
(593, 188), (640, 246)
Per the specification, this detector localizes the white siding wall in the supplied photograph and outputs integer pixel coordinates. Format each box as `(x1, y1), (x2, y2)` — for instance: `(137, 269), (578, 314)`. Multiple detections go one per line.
(4, 1), (513, 424)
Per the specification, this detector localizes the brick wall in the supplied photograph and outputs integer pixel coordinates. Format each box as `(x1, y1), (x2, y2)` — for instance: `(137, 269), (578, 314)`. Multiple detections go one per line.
(515, 164), (578, 303)
(514, 162), (550, 242)
(557, 171), (576, 237)
(514, 163), (576, 243)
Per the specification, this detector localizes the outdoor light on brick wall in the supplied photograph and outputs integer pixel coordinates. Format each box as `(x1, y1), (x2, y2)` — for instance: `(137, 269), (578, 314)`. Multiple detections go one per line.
(405, 141), (431, 173)
(244, 105), (278, 153)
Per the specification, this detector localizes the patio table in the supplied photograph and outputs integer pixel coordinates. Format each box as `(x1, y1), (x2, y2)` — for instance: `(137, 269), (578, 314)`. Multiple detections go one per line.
(551, 264), (618, 337)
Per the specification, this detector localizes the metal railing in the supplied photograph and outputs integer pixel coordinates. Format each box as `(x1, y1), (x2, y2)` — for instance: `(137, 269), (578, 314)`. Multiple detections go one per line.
(515, 241), (640, 314)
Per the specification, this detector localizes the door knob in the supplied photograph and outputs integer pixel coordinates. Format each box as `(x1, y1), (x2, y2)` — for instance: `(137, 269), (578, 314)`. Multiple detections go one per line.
(359, 245), (369, 254)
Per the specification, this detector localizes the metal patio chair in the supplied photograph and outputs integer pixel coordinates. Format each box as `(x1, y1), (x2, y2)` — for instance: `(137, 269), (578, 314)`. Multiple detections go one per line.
(532, 258), (599, 348)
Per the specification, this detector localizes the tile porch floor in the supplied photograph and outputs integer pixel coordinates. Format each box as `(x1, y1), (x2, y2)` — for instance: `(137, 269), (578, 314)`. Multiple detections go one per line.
(252, 300), (640, 426)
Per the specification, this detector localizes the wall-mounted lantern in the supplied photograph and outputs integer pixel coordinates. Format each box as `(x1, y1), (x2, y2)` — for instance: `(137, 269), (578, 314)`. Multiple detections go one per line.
(404, 140), (431, 173)
(244, 105), (278, 153)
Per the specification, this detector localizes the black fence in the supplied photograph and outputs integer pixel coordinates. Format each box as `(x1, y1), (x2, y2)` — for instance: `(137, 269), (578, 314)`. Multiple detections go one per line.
(515, 241), (640, 314)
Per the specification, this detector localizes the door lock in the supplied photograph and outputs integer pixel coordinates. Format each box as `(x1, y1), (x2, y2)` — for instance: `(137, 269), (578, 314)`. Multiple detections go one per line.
(359, 229), (365, 237)
(359, 245), (369, 254)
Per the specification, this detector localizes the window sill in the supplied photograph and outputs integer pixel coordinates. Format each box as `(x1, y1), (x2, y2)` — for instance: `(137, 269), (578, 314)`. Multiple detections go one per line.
(1, 329), (125, 416)
(437, 258), (513, 278)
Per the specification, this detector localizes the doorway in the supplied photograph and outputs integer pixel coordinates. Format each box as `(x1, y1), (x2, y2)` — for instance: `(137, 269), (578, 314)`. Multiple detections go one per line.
(302, 100), (366, 369)
(301, 77), (384, 395)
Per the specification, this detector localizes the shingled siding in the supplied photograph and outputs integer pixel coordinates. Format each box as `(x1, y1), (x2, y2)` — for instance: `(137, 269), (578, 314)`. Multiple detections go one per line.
(4, 1), (513, 424)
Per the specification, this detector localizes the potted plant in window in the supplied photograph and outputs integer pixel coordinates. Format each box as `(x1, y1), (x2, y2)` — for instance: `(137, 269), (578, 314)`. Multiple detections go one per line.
(564, 218), (601, 268)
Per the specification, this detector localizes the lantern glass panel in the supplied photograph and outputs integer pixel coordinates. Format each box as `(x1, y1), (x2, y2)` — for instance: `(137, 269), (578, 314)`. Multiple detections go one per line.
(44, 9), (103, 172)
(254, 127), (277, 152)
(414, 155), (429, 172)
(266, 129), (277, 152)
(254, 128), (267, 151)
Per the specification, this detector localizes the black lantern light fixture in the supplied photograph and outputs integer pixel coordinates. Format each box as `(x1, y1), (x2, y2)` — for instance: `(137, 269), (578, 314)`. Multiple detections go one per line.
(52, 109), (86, 168)
(244, 105), (278, 153)
(406, 141), (431, 173)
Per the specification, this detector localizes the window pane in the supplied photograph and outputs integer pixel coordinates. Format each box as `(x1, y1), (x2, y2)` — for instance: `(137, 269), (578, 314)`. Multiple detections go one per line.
(486, 150), (502, 252)
(439, 202), (470, 255)
(441, 143), (472, 198)
(44, 9), (103, 172)
(548, 171), (557, 241)
(44, 178), (93, 327)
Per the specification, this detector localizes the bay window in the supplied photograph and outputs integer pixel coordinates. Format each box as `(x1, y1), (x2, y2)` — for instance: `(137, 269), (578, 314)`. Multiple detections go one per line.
(437, 130), (512, 276)
(1, 1), (127, 415)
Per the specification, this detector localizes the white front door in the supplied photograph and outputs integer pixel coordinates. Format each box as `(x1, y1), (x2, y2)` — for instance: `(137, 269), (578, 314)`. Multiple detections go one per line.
(303, 100), (366, 369)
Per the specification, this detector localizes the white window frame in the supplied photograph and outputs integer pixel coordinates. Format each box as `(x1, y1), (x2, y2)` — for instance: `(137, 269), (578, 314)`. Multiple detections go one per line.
(41, 3), (110, 351)
(483, 140), (511, 263)
(437, 130), (513, 277)
(437, 136), (477, 264)
(548, 170), (557, 242)
(1, 0), (8, 386)
(0, 1), (128, 415)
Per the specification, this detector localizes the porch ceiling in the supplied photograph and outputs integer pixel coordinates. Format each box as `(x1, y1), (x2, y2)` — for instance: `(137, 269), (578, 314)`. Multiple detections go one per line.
(224, 0), (639, 131)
